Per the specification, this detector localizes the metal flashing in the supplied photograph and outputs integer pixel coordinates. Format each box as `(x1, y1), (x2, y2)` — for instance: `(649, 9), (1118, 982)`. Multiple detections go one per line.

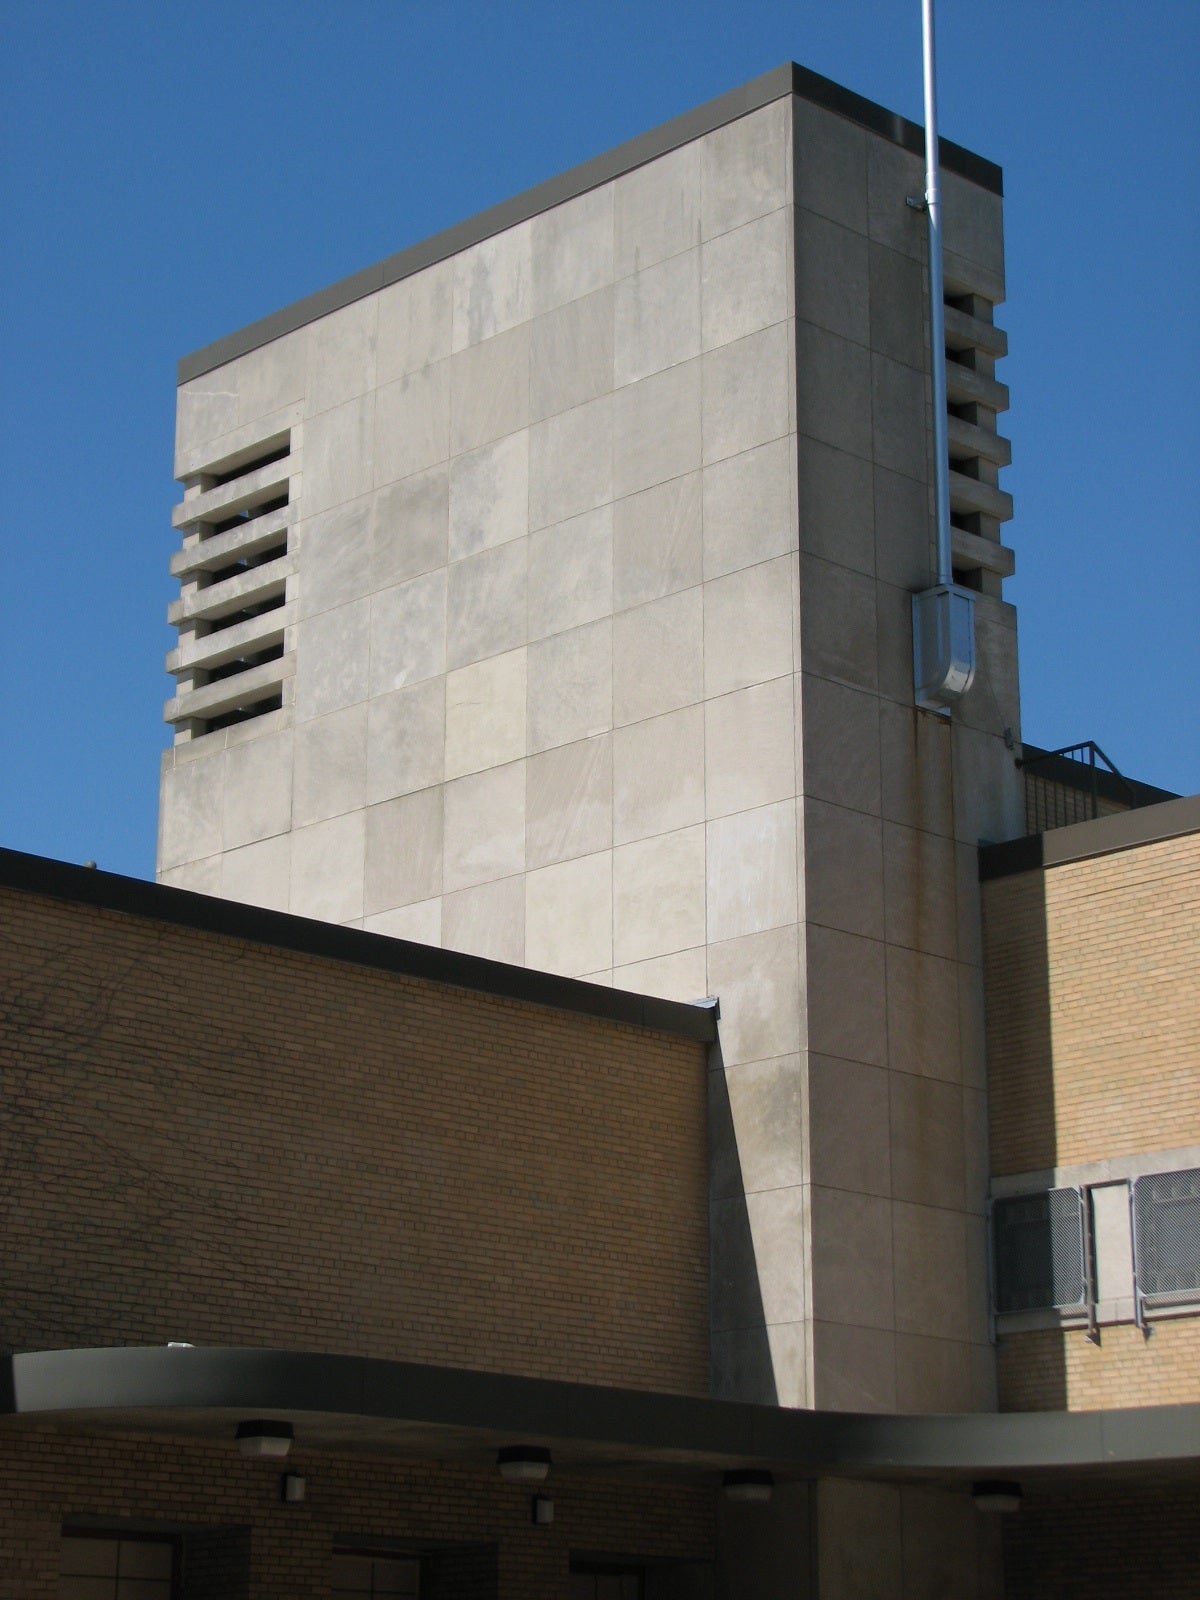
(178, 61), (1002, 385)
(979, 792), (1199, 880)
(0, 847), (718, 1044)
(5, 1346), (1196, 1482)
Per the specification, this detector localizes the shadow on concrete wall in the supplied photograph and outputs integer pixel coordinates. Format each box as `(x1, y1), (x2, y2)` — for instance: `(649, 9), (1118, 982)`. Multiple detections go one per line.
(707, 1037), (777, 1406)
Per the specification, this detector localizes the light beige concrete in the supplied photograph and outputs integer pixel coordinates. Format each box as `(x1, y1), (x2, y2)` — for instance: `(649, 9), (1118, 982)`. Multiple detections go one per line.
(612, 705), (704, 846)
(525, 850), (613, 978)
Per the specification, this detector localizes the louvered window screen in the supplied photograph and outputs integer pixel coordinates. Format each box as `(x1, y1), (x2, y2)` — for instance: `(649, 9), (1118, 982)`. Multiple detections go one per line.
(1133, 1167), (1200, 1304)
(992, 1188), (1087, 1314)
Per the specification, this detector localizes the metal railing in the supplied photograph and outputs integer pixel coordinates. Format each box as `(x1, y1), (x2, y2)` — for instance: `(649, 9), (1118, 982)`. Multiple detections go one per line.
(1018, 741), (1137, 835)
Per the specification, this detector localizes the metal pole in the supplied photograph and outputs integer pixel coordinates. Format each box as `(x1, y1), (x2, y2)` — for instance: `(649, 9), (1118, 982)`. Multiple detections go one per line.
(922, 0), (953, 587)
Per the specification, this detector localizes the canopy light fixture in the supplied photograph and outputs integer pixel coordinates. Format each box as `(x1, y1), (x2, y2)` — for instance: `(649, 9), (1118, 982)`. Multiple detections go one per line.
(497, 1446), (551, 1484)
(722, 1469), (774, 1503)
(236, 1419), (294, 1459)
(972, 1480), (1023, 1514)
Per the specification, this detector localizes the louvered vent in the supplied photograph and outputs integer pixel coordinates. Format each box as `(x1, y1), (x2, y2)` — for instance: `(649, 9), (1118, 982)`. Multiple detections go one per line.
(1133, 1167), (1200, 1305)
(992, 1188), (1087, 1315)
(943, 284), (1014, 596)
(166, 430), (297, 740)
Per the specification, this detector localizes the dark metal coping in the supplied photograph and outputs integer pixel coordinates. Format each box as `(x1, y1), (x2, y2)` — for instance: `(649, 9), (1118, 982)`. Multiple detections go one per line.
(178, 61), (1002, 385)
(979, 792), (1200, 882)
(0, 847), (718, 1044)
(5, 1347), (1197, 1482)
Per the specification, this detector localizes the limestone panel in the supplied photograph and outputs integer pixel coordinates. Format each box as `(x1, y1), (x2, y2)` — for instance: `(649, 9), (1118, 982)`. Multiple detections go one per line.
(811, 1321), (897, 1413)
(159, 756), (224, 872)
(363, 787), (443, 916)
(723, 1054), (806, 1196)
(792, 92), (865, 227)
(449, 322), (530, 456)
(362, 897), (441, 944)
(612, 825), (706, 966)
(373, 360), (450, 487)
(703, 556), (794, 698)
(894, 1332), (974, 1413)
(803, 798), (885, 941)
(442, 875), (525, 965)
(525, 850), (613, 978)
(612, 357), (702, 499)
(816, 1481), (903, 1600)
(806, 925), (887, 1067)
(527, 618), (612, 753)
(610, 945), (708, 1006)
(234, 328), (307, 428)
(293, 705), (367, 827)
(306, 295), (378, 418)
(794, 208), (870, 346)
(303, 394), (374, 518)
(706, 800), (799, 943)
(612, 704), (704, 846)
(794, 320), (872, 462)
(531, 184), (614, 316)
(878, 697), (954, 837)
(526, 735), (612, 872)
(290, 810), (366, 924)
(702, 322), (791, 466)
(870, 352), (927, 482)
(796, 435), (875, 575)
(368, 570), (446, 696)
(809, 1185), (894, 1330)
(222, 729), (293, 851)
(808, 1054), (891, 1199)
(889, 1073), (966, 1211)
(527, 505), (613, 641)
(613, 248), (701, 387)
(376, 258), (453, 385)
(707, 924), (803, 1068)
(800, 554), (878, 694)
(370, 467), (450, 592)
(442, 762), (525, 893)
(892, 1201), (971, 1343)
(444, 647), (527, 780)
(873, 461), (931, 591)
(700, 98), (789, 240)
(885, 944), (961, 1082)
(866, 136), (926, 261)
(702, 207), (791, 353)
(799, 674), (881, 816)
(445, 541), (527, 671)
(746, 1185), (809, 1325)
(882, 821), (959, 960)
(705, 676), (796, 821)
(529, 286), (613, 423)
(529, 393), (613, 529)
(868, 241), (926, 371)
(612, 472), (702, 613)
(159, 855), (222, 894)
(447, 430), (529, 561)
(366, 677), (446, 805)
(451, 218), (532, 349)
(703, 437), (795, 581)
(219, 833), (291, 914)
(295, 597), (371, 721)
(613, 139), (700, 277)
(298, 496), (372, 619)
(612, 586), (703, 727)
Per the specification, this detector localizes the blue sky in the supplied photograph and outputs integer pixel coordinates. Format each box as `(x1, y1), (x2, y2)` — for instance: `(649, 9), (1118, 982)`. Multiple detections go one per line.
(1, 0), (1197, 880)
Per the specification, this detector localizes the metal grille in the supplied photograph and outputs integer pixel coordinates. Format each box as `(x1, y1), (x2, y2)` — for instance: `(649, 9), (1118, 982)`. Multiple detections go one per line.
(992, 1188), (1086, 1314)
(1133, 1168), (1200, 1302)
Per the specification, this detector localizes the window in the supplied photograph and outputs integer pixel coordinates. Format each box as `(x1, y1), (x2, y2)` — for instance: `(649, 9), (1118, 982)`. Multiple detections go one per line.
(992, 1187), (1087, 1314)
(59, 1534), (175, 1599)
(331, 1551), (420, 1596)
(569, 1561), (644, 1599)
(1133, 1167), (1200, 1307)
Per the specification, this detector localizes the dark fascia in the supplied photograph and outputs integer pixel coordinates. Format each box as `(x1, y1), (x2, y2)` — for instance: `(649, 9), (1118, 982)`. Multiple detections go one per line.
(0, 846), (717, 1044)
(979, 792), (1200, 882)
(5, 1346), (1197, 1481)
(178, 61), (1002, 386)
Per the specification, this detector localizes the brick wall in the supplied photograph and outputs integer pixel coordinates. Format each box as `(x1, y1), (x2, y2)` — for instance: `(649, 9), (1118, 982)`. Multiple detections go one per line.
(0, 885), (709, 1394)
(983, 829), (1200, 1175)
(997, 1319), (1200, 1412)
(0, 1429), (714, 1600)
(1002, 1482), (1200, 1600)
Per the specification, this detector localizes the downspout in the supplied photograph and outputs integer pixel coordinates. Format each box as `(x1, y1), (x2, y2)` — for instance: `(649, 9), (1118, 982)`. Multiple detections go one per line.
(911, 0), (976, 712)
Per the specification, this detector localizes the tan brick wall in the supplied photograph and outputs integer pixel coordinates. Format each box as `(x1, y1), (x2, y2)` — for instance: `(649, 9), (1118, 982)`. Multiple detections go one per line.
(0, 1428), (714, 1600)
(0, 886), (709, 1395)
(983, 830), (1200, 1175)
(997, 1319), (1200, 1411)
(1001, 1482), (1200, 1600)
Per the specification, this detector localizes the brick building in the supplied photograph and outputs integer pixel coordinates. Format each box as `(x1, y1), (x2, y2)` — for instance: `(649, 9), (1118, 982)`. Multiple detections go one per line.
(1, 60), (1197, 1599)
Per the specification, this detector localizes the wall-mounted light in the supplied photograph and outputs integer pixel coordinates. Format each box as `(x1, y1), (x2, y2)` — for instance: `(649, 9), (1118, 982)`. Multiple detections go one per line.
(722, 1469), (774, 1503)
(972, 1480), (1023, 1513)
(236, 1420), (293, 1459)
(497, 1446), (551, 1484)
(531, 1495), (554, 1526)
(280, 1473), (306, 1503)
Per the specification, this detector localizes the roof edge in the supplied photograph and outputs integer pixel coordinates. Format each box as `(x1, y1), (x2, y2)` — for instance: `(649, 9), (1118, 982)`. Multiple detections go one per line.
(178, 61), (1002, 385)
(980, 792), (1200, 881)
(0, 846), (718, 1043)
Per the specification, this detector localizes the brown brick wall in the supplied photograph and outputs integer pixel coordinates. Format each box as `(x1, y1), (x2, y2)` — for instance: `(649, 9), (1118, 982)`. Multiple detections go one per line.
(1002, 1482), (1200, 1600)
(997, 1319), (1200, 1412)
(0, 886), (709, 1395)
(983, 830), (1200, 1175)
(0, 1428), (714, 1600)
